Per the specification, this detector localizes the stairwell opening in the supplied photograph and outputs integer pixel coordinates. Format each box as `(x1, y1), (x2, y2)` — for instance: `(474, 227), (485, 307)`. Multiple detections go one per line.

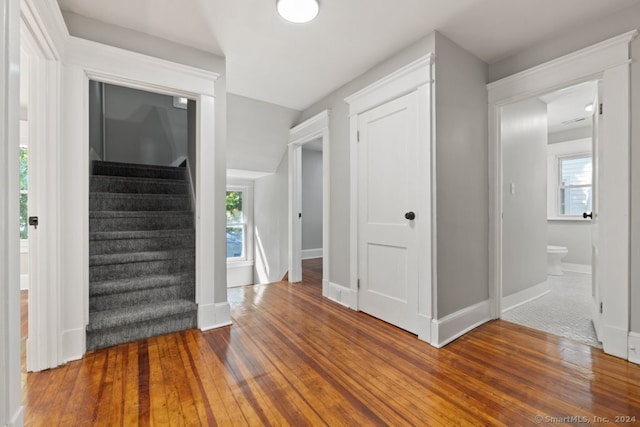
(87, 82), (198, 350)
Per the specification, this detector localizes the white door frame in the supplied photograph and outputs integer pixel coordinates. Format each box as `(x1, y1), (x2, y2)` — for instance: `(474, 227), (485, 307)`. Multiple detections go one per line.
(21, 0), (63, 372)
(287, 110), (330, 289)
(1, 0), (23, 422)
(345, 54), (435, 342)
(60, 36), (229, 362)
(488, 30), (637, 359)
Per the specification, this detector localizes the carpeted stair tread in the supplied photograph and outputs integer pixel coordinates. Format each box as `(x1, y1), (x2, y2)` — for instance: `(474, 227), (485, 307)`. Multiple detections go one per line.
(90, 210), (192, 218)
(92, 160), (186, 180)
(90, 175), (189, 194)
(87, 299), (196, 331)
(90, 192), (190, 200)
(90, 249), (195, 266)
(90, 229), (194, 241)
(90, 192), (191, 211)
(90, 274), (193, 296)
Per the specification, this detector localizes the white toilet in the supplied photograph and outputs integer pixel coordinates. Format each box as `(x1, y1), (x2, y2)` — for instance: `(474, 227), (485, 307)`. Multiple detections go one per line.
(547, 245), (568, 276)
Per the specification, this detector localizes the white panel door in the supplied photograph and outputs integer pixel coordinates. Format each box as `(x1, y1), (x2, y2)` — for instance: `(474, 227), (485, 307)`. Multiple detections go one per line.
(358, 91), (419, 334)
(590, 83), (602, 339)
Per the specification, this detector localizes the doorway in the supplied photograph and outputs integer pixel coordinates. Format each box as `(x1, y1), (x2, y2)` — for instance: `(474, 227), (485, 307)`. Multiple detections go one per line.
(488, 31), (635, 359)
(287, 111), (330, 289)
(499, 81), (600, 347)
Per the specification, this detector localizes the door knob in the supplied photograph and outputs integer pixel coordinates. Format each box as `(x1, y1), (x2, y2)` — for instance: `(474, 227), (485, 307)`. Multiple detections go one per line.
(583, 212), (593, 219)
(405, 211), (415, 220)
(28, 216), (38, 229)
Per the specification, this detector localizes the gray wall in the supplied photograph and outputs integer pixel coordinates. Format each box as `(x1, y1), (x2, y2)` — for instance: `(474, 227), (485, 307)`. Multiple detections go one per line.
(301, 147), (323, 251)
(253, 153), (289, 284)
(432, 32), (489, 317)
(102, 83), (187, 166)
(488, 2), (640, 332)
(501, 98), (548, 296)
(299, 31), (489, 319)
(88, 80), (104, 160)
(227, 94), (300, 173)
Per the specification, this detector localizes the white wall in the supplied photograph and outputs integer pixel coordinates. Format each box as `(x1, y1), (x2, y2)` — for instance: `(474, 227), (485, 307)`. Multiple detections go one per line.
(301, 147), (322, 253)
(227, 94), (300, 174)
(501, 98), (548, 297)
(489, 2), (640, 333)
(101, 83), (187, 166)
(253, 153), (289, 284)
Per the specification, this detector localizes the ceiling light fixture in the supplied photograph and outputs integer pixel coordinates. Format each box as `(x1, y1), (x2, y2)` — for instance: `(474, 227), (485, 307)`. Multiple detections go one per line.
(277, 0), (319, 24)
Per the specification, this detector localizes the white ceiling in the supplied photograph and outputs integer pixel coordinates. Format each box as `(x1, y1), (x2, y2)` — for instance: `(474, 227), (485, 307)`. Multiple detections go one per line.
(56, 0), (639, 111)
(539, 81), (598, 135)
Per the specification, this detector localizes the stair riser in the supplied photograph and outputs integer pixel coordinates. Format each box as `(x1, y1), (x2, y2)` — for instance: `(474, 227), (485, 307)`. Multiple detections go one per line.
(90, 177), (188, 195)
(92, 164), (186, 180)
(90, 257), (194, 281)
(90, 215), (193, 232)
(90, 236), (194, 256)
(90, 196), (190, 212)
(86, 311), (197, 351)
(90, 285), (195, 311)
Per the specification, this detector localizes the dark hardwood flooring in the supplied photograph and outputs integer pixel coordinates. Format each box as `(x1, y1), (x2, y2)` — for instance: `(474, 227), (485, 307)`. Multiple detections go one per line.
(21, 259), (640, 425)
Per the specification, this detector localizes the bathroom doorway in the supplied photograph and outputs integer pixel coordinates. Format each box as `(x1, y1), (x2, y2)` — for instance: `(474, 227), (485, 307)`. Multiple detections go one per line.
(499, 81), (600, 347)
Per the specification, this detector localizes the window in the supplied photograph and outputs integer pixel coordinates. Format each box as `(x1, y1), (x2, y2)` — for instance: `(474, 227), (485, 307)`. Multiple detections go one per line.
(226, 190), (245, 259)
(558, 154), (592, 217)
(19, 147), (28, 240)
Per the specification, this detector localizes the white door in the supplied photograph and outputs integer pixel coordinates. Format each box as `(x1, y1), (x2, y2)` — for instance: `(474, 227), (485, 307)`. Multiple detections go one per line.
(590, 83), (602, 339)
(357, 91), (420, 334)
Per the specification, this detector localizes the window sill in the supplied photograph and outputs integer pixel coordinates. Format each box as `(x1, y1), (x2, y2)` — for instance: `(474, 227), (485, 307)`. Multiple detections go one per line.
(547, 217), (591, 223)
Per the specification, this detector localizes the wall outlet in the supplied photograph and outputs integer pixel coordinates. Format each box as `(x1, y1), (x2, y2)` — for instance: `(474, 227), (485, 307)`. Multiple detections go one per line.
(629, 333), (640, 365)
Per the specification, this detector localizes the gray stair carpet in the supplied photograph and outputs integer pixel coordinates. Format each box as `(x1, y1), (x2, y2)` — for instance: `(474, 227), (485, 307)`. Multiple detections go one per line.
(88, 160), (196, 351)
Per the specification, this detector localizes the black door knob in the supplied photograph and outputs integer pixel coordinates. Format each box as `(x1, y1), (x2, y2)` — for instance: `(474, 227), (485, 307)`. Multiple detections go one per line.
(405, 211), (415, 220)
(583, 212), (593, 219)
(28, 216), (38, 229)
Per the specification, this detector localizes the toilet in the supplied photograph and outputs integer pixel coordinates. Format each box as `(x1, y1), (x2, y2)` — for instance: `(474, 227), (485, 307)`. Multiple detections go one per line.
(547, 245), (568, 276)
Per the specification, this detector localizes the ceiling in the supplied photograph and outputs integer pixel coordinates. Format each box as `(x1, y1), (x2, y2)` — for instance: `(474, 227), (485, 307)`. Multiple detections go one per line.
(56, 0), (639, 111)
(539, 81), (598, 135)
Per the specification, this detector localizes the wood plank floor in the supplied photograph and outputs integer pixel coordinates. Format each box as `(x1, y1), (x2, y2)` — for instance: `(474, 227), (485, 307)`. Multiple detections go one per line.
(22, 259), (640, 426)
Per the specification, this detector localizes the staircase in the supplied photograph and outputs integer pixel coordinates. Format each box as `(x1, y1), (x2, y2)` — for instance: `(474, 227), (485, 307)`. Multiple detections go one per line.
(88, 160), (197, 351)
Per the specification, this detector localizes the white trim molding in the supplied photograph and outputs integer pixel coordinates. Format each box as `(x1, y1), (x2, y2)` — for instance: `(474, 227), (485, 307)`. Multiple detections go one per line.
(430, 300), (492, 348)
(324, 280), (358, 309)
(346, 54), (435, 344)
(501, 281), (550, 313)
(488, 30), (637, 360)
(302, 248), (322, 260)
(198, 302), (232, 332)
(562, 263), (592, 274)
(629, 332), (640, 365)
(287, 110), (330, 288)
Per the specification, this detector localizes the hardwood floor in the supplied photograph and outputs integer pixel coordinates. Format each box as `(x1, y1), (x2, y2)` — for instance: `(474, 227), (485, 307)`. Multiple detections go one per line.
(22, 260), (640, 425)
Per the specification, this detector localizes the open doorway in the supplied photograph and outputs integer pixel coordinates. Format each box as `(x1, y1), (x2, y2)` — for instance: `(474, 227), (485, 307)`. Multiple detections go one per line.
(287, 111), (330, 289)
(499, 81), (600, 348)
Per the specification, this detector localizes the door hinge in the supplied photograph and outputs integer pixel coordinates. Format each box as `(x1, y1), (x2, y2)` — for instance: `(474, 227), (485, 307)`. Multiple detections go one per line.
(357, 279), (360, 289)
(600, 301), (603, 314)
(357, 130), (360, 142)
(599, 103), (603, 115)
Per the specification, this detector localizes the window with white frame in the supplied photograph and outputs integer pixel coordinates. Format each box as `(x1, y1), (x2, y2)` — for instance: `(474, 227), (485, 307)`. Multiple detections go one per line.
(19, 146), (28, 240)
(547, 138), (592, 219)
(226, 189), (246, 260)
(558, 154), (592, 216)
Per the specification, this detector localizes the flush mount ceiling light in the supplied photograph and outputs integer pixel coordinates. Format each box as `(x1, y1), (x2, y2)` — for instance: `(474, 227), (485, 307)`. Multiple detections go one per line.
(277, 0), (319, 24)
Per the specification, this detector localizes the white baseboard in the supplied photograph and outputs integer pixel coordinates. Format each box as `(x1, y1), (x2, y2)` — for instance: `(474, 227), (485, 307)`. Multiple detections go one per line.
(302, 248), (323, 260)
(20, 274), (29, 290)
(323, 280), (357, 309)
(9, 406), (24, 427)
(562, 262), (592, 274)
(61, 327), (85, 363)
(417, 314), (432, 343)
(629, 332), (640, 365)
(501, 280), (550, 313)
(199, 302), (232, 332)
(170, 155), (187, 167)
(430, 300), (491, 348)
(602, 324), (629, 360)
(227, 262), (254, 287)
